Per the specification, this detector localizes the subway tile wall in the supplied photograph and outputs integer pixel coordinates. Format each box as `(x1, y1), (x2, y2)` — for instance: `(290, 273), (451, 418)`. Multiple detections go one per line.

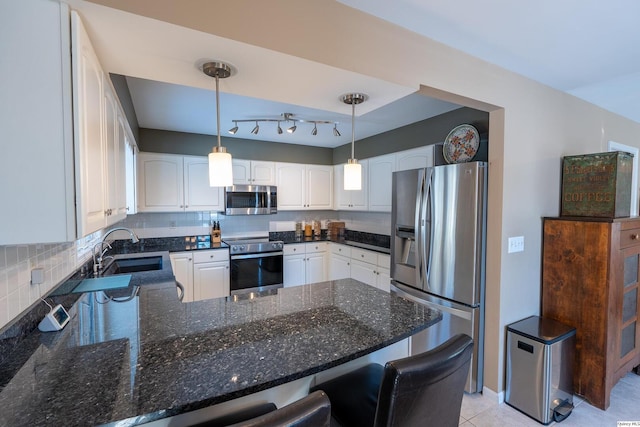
(0, 210), (391, 331)
(0, 238), (94, 331)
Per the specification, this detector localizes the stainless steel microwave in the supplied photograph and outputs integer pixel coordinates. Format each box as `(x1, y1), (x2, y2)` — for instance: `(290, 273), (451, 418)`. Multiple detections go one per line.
(223, 185), (277, 215)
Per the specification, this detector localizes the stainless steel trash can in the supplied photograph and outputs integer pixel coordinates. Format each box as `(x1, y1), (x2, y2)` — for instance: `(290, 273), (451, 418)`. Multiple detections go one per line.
(506, 316), (576, 425)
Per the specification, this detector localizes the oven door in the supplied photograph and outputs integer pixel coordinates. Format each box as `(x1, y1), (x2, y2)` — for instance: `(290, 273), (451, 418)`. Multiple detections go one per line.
(229, 251), (283, 294)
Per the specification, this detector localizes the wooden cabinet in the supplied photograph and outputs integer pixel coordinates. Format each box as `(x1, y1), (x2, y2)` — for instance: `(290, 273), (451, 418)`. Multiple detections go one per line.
(232, 159), (275, 185)
(542, 217), (640, 410)
(137, 153), (223, 212)
(283, 242), (328, 287)
(170, 249), (230, 302)
(334, 161), (368, 211)
(276, 163), (333, 210)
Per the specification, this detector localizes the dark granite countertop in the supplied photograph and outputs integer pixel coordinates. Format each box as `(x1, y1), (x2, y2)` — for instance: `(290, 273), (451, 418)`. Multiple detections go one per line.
(0, 253), (439, 426)
(271, 230), (391, 254)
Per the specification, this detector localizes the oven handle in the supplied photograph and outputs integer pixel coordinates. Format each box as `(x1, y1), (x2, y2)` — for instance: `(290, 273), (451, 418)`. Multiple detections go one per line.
(230, 251), (283, 260)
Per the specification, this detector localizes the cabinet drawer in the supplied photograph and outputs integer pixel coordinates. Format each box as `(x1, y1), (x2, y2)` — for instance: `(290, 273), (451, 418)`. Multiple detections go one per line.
(619, 228), (640, 249)
(305, 242), (328, 253)
(330, 243), (351, 258)
(193, 249), (229, 263)
(284, 243), (305, 256)
(351, 247), (377, 265)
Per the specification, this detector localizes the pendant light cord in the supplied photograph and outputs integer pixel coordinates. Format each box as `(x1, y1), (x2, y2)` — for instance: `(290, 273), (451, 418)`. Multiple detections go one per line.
(216, 74), (221, 149)
(351, 101), (355, 159)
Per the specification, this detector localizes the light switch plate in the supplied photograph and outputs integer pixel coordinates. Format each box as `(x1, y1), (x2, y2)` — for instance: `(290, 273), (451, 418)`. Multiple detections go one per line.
(508, 236), (525, 253)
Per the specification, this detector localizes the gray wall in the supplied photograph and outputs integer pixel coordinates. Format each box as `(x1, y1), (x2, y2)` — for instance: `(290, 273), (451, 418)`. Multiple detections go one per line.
(333, 107), (489, 163)
(139, 106), (489, 165)
(138, 129), (335, 164)
(109, 73), (140, 143)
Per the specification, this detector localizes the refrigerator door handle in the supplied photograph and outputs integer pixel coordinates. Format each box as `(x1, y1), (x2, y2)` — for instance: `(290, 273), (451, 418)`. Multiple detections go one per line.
(422, 168), (433, 290)
(415, 170), (426, 288)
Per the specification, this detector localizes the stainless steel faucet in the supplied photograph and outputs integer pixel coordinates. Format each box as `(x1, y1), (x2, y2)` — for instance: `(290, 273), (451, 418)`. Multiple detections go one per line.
(92, 227), (140, 274)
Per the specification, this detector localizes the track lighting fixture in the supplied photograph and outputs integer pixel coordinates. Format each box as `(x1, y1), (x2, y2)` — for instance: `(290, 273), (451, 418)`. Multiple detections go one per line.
(229, 113), (340, 137)
(202, 61), (234, 187)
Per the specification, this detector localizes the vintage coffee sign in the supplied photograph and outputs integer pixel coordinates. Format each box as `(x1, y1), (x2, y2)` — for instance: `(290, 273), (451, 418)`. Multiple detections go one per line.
(561, 151), (633, 218)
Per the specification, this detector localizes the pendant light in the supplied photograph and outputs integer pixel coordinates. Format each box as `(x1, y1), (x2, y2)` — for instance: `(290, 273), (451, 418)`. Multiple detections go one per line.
(342, 93), (367, 190)
(203, 61), (233, 187)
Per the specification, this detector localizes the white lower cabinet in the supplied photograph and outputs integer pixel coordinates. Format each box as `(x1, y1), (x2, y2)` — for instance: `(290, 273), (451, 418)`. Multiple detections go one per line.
(170, 249), (230, 302)
(283, 243), (328, 287)
(329, 243), (391, 292)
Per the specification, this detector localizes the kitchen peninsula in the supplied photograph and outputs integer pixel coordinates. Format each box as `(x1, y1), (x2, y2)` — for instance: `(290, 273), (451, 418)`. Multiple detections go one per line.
(0, 261), (441, 426)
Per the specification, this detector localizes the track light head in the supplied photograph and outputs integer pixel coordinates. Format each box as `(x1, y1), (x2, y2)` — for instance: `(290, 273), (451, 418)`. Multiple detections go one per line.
(333, 125), (341, 137)
(251, 122), (259, 134)
(228, 121), (238, 135)
(312, 124), (318, 136)
(277, 121), (283, 134)
(287, 124), (297, 134)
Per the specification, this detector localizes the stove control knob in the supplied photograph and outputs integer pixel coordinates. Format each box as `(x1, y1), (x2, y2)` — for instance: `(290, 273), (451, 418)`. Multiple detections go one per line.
(240, 245), (246, 251)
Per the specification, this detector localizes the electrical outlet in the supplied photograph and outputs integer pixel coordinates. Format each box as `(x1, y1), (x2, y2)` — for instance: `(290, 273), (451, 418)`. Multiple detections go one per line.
(508, 236), (525, 253)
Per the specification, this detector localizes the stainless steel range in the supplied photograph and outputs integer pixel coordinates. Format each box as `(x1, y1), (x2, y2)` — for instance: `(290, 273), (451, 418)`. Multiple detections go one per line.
(224, 237), (284, 295)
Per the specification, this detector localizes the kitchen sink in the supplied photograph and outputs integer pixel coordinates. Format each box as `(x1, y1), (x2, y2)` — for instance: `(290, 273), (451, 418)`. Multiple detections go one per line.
(102, 255), (163, 275)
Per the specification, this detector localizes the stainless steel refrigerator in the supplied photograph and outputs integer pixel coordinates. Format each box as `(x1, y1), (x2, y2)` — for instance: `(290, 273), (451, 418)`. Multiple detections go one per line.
(391, 161), (487, 393)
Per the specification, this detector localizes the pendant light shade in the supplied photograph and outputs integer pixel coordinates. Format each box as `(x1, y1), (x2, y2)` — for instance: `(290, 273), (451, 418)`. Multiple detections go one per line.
(203, 61), (234, 187)
(342, 93), (367, 191)
(344, 159), (362, 190)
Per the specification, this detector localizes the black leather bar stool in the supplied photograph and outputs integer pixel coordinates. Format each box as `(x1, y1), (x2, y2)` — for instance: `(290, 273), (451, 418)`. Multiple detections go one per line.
(311, 334), (473, 427)
(190, 391), (331, 427)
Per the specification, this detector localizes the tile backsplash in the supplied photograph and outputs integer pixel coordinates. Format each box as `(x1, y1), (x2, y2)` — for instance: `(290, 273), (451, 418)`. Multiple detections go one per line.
(0, 238), (93, 331)
(0, 210), (391, 331)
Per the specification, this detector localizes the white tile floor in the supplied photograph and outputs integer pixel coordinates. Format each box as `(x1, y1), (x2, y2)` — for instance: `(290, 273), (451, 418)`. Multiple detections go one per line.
(460, 372), (640, 426)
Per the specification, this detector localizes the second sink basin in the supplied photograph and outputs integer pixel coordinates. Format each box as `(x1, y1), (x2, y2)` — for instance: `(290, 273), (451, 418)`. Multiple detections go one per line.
(103, 255), (163, 275)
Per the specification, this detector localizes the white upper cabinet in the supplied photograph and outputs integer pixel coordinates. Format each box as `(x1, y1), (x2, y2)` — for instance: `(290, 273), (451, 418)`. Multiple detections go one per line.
(232, 159), (276, 185)
(367, 153), (395, 212)
(394, 145), (435, 171)
(184, 155), (224, 210)
(0, 0), (76, 245)
(137, 152), (223, 212)
(334, 160), (368, 211)
(276, 163), (333, 210)
(72, 11), (109, 236)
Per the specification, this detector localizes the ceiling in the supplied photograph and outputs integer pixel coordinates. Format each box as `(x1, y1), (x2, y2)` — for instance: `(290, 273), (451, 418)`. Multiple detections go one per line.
(339, 0), (640, 124)
(71, 0), (640, 149)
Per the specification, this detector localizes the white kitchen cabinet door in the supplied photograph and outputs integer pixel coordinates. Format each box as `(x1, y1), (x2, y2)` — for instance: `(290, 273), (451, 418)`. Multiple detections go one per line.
(103, 81), (127, 225)
(306, 165), (333, 209)
(368, 154), (394, 212)
(184, 156), (223, 211)
(232, 159), (251, 184)
(114, 112), (128, 220)
(394, 146), (434, 171)
(233, 159), (276, 185)
(376, 267), (391, 292)
(350, 259), (378, 288)
(170, 252), (194, 302)
(334, 160), (368, 211)
(283, 253), (306, 287)
(137, 153), (183, 211)
(329, 253), (351, 280)
(73, 12), (107, 236)
(276, 163), (306, 210)
(251, 161), (276, 185)
(306, 252), (327, 283)
(193, 261), (230, 300)
(124, 137), (137, 215)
